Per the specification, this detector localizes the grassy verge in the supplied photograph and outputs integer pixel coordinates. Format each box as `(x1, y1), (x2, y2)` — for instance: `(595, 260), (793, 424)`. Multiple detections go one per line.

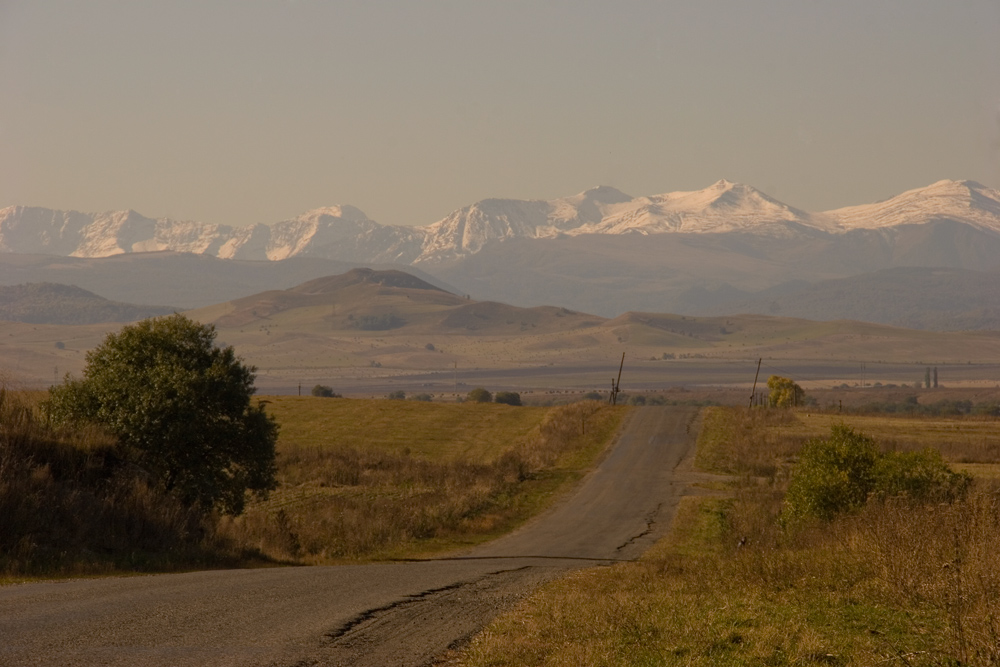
(221, 398), (626, 562)
(456, 407), (1000, 666)
(1, 391), (627, 578)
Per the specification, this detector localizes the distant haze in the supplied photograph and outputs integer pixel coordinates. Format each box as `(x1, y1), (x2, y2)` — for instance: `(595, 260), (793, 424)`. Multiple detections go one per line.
(2, 1), (999, 228)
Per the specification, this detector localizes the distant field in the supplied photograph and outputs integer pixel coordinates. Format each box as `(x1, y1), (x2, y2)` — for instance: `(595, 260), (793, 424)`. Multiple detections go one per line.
(262, 395), (550, 461)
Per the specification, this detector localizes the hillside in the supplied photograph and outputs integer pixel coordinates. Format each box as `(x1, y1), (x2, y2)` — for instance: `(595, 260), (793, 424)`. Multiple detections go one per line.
(0, 283), (175, 324)
(0, 252), (457, 310)
(677, 267), (1000, 331)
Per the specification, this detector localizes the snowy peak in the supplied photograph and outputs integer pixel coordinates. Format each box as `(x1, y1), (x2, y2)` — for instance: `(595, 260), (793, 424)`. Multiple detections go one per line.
(577, 180), (815, 236)
(3, 178), (1000, 264)
(823, 179), (1000, 232)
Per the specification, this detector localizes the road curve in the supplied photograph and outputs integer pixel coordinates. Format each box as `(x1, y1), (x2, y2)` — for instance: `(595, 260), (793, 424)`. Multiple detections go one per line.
(0, 406), (701, 667)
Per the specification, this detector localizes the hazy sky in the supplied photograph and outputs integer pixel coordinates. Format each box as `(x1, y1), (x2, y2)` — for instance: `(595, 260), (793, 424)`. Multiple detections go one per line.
(2, 0), (999, 228)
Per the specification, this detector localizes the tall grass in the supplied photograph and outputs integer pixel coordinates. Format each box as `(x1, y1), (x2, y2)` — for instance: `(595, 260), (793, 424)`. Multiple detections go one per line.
(0, 387), (235, 578)
(219, 401), (623, 562)
(459, 407), (1000, 666)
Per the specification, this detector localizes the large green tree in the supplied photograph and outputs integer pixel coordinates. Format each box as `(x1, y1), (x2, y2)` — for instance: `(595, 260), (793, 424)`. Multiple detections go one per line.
(46, 314), (277, 514)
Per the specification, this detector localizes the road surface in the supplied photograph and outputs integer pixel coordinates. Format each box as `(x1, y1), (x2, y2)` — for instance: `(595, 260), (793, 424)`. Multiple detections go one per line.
(0, 406), (709, 667)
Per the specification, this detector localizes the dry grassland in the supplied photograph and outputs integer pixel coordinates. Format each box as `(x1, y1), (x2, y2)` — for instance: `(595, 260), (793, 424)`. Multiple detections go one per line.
(1, 390), (626, 578)
(457, 407), (1000, 666)
(220, 398), (627, 562)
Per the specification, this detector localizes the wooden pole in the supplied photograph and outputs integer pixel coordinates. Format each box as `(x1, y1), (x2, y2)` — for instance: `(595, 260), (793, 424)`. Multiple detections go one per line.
(748, 358), (762, 410)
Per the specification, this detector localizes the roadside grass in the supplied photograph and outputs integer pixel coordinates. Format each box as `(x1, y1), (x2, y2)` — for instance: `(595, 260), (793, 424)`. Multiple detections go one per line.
(2, 388), (626, 578)
(456, 407), (1000, 666)
(219, 398), (627, 562)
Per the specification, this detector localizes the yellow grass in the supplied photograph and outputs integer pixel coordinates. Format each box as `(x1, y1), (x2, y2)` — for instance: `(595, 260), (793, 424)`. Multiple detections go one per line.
(221, 398), (628, 562)
(454, 408), (1000, 666)
(262, 396), (550, 461)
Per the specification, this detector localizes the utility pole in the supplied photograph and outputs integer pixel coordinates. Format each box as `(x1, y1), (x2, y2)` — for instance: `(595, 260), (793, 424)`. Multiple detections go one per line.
(748, 358), (762, 410)
(610, 352), (625, 405)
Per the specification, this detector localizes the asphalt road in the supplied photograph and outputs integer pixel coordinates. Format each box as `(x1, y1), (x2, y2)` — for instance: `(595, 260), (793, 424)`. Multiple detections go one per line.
(0, 406), (704, 667)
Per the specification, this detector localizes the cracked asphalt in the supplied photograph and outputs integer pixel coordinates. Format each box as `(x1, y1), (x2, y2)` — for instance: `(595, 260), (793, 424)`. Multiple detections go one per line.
(0, 406), (704, 667)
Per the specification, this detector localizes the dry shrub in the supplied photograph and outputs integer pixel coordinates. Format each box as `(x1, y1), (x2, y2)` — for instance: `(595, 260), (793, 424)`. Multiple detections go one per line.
(856, 487), (1000, 664)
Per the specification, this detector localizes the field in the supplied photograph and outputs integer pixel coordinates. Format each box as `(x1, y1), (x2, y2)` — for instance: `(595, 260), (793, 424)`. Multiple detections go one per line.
(223, 397), (627, 562)
(454, 407), (1000, 666)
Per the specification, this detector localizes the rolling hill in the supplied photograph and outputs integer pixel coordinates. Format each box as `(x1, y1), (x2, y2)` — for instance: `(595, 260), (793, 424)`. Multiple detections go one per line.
(0, 283), (175, 325)
(3, 268), (1000, 393)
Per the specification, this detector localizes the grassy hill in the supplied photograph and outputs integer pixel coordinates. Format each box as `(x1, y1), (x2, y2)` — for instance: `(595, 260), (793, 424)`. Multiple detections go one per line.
(4, 268), (1000, 393)
(0, 283), (175, 324)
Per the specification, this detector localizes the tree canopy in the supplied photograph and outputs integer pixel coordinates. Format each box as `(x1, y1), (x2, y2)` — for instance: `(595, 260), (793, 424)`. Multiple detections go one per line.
(767, 375), (804, 408)
(467, 388), (492, 403)
(45, 314), (277, 514)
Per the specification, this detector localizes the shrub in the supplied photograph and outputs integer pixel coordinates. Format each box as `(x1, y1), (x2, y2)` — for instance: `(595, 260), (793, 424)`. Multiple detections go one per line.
(467, 388), (492, 403)
(44, 314), (278, 515)
(784, 425), (879, 523)
(386, 390), (406, 400)
(784, 425), (970, 525)
(873, 448), (970, 503)
(494, 391), (522, 406)
(767, 375), (804, 407)
(311, 384), (340, 398)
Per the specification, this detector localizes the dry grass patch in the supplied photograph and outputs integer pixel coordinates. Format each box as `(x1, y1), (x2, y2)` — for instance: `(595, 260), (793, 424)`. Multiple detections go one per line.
(457, 407), (1000, 666)
(221, 399), (626, 562)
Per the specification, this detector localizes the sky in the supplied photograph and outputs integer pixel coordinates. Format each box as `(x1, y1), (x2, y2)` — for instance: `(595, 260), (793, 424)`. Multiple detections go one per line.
(2, 0), (999, 228)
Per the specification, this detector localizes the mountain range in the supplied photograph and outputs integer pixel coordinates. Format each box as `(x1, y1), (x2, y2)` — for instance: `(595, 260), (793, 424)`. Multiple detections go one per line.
(3, 179), (1000, 324)
(3, 179), (999, 264)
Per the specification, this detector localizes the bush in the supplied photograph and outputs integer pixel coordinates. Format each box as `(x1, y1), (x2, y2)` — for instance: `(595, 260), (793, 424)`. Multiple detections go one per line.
(409, 393), (433, 402)
(45, 314), (278, 515)
(494, 391), (522, 406)
(386, 390), (406, 400)
(311, 384), (340, 398)
(784, 425), (879, 523)
(873, 448), (970, 503)
(767, 375), (804, 407)
(784, 425), (970, 525)
(467, 388), (492, 403)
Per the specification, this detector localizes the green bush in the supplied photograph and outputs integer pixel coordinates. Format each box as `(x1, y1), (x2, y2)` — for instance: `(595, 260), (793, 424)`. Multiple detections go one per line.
(311, 384), (340, 398)
(386, 390), (406, 400)
(784, 425), (879, 523)
(873, 448), (970, 503)
(494, 391), (522, 406)
(784, 425), (970, 525)
(467, 388), (492, 403)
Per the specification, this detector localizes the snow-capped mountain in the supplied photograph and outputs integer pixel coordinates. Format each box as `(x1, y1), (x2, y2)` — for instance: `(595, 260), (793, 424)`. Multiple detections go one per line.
(822, 180), (1000, 232)
(2, 179), (999, 265)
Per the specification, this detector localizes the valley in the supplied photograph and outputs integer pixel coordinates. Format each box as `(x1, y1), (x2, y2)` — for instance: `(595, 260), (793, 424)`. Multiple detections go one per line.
(3, 267), (1000, 397)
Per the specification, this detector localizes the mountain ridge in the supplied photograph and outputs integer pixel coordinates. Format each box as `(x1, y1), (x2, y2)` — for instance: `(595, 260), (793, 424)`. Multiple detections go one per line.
(4, 179), (999, 265)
